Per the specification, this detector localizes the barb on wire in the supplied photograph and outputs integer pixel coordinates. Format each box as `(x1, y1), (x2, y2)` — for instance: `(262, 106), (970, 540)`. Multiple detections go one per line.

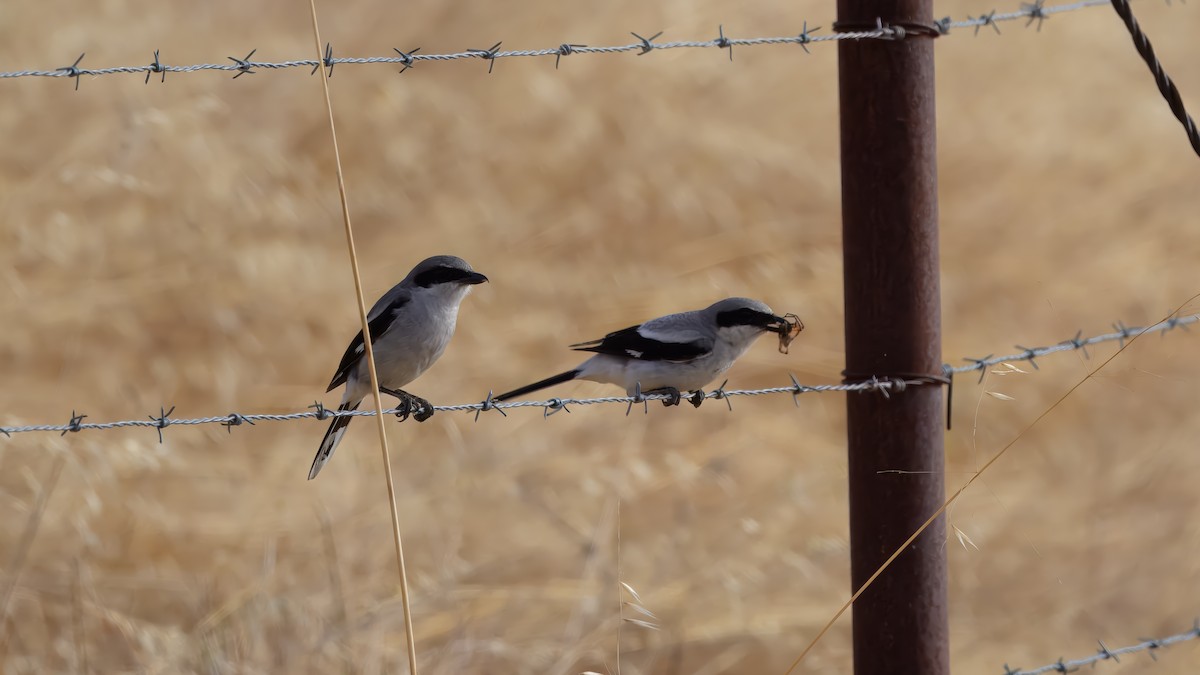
(0, 0), (1144, 83)
(1001, 619), (1200, 674)
(1022, 0), (1049, 30)
(311, 42), (334, 77)
(1, 315), (1196, 439)
(146, 49), (166, 84)
(56, 53), (85, 90)
(466, 42), (503, 73)
(796, 22), (820, 53)
(392, 46), (420, 73)
(227, 49), (257, 79)
(947, 313), (1199, 376)
(1107, 0), (1200, 158)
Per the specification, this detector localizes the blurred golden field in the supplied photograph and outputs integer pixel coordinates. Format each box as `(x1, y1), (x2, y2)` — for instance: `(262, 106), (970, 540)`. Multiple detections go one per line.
(2, 0), (1199, 672)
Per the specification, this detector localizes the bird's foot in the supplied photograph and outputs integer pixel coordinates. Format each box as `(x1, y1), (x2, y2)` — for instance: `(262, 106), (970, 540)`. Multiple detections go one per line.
(687, 390), (706, 408)
(647, 387), (683, 407)
(411, 395), (435, 422)
(384, 388), (435, 423)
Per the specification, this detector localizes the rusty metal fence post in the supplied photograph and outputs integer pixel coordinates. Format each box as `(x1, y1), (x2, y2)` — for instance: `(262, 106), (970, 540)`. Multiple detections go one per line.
(837, 0), (949, 672)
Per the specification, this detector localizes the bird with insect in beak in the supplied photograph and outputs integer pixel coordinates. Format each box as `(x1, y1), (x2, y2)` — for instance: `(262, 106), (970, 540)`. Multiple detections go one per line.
(494, 297), (803, 407)
(309, 255), (488, 480)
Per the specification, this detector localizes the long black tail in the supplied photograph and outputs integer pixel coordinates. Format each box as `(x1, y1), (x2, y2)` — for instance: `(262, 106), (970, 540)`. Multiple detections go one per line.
(308, 399), (360, 480)
(494, 370), (580, 402)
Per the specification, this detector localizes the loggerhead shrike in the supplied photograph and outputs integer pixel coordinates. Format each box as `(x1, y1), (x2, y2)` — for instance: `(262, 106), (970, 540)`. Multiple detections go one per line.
(309, 255), (488, 480)
(494, 297), (801, 407)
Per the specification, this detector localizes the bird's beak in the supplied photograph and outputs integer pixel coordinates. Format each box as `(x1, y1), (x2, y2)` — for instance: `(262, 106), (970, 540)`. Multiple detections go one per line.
(464, 272), (489, 285)
(767, 313), (803, 334)
(763, 314), (789, 333)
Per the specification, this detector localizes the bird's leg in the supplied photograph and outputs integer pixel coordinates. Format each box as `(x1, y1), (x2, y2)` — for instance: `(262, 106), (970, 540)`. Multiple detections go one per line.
(645, 386), (683, 407)
(380, 387), (414, 421)
(687, 390), (706, 408)
(381, 387), (435, 423)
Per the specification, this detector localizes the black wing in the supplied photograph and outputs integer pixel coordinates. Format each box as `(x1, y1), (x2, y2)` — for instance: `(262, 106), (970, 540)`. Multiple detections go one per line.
(570, 324), (710, 362)
(325, 296), (408, 392)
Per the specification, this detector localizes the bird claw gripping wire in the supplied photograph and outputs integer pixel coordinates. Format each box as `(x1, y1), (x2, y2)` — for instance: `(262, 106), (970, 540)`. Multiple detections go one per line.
(222, 413), (254, 433)
(61, 410), (87, 436)
(686, 389), (706, 409)
(149, 406), (175, 443)
(146, 49), (166, 84)
(393, 47), (420, 74)
(555, 44), (585, 69)
(227, 49), (257, 78)
(412, 397), (435, 422)
(389, 390), (434, 423)
(474, 391), (506, 422)
(630, 31), (663, 55)
(467, 42), (503, 73)
(57, 53), (86, 90)
(649, 386), (684, 408)
(311, 42), (334, 77)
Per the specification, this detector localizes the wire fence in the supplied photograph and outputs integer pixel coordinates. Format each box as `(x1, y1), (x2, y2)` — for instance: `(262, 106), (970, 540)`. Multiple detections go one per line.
(1003, 620), (1200, 674)
(2, 1), (1198, 672)
(0, 0), (1146, 83)
(1, 314), (1194, 438)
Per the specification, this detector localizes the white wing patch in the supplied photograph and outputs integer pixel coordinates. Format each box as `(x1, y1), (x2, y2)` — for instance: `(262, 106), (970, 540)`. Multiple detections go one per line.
(626, 349), (643, 358)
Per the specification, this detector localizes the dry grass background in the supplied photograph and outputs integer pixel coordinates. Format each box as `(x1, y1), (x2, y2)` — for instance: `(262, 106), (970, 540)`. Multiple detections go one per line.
(1, 0), (1199, 672)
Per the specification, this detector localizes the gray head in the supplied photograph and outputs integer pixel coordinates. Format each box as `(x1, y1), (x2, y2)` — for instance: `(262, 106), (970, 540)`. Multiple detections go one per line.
(704, 297), (791, 337)
(403, 255), (489, 289)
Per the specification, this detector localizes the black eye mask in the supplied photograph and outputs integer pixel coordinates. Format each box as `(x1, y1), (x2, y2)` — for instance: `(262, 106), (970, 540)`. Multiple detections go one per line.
(412, 266), (487, 288)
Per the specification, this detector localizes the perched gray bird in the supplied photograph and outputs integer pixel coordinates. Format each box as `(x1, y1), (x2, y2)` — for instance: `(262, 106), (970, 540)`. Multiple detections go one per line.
(309, 255), (488, 480)
(494, 297), (798, 407)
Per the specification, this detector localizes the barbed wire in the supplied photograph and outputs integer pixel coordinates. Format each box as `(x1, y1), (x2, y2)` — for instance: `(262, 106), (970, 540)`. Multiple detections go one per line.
(1108, 0), (1200, 158)
(0, 0), (1148, 84)
(0, 314), (1194, 438)
(1002, 619), (1200, 674)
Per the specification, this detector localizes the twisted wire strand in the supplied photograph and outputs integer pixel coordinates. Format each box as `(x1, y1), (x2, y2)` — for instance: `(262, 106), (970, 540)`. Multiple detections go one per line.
(1002, 620), (1200, 675)
(2, 314), (1194, 437)
(1107, 0), (1200, 158)
(0, 0), (1137, 81)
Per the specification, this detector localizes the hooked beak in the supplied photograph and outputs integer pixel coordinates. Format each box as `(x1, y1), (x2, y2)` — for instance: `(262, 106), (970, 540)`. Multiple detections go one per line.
(764, 314), (791, 333)
(464, 271), (489, 285)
